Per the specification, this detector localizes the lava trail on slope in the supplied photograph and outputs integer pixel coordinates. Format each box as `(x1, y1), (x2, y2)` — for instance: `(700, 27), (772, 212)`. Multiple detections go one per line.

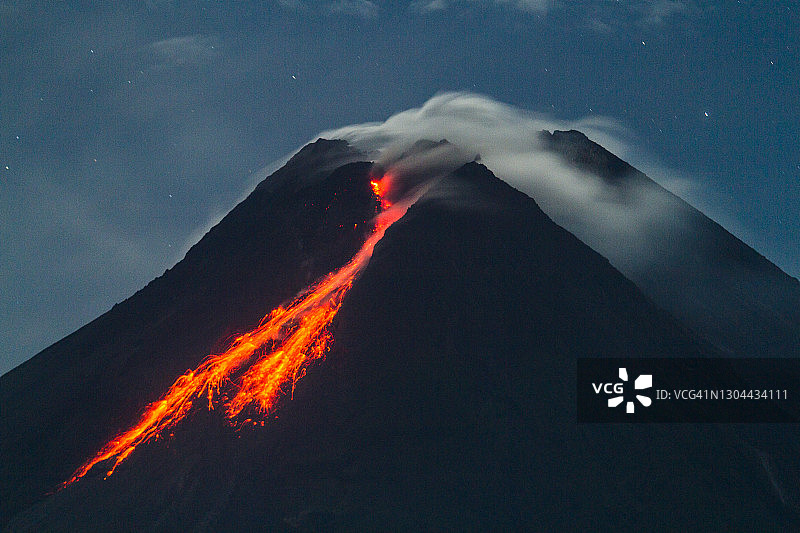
(64, 177), (407, 487)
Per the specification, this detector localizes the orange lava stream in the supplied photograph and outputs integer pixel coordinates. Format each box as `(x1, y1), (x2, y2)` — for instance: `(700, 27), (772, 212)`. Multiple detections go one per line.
(226, 206), (398, 418)
(63, 182), (406, 487)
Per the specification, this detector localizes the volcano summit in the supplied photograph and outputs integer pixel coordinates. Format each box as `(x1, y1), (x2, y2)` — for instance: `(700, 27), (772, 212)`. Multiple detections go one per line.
(2, 136), (799, 531)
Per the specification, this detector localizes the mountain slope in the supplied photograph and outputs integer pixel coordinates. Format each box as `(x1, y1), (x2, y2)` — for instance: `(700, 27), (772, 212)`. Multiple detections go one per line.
(4, 148), (798, 530)
(540, 129), (800, 358)
(0, 139), (375, 525)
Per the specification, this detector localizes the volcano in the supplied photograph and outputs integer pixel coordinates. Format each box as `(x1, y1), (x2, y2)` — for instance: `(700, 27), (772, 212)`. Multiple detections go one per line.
(2, 136), (799, 531)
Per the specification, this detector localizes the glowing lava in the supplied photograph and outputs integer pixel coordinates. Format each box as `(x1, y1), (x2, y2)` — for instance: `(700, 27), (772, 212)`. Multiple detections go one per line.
(370, 178), (392, 210)
(64, 178), (409, 487)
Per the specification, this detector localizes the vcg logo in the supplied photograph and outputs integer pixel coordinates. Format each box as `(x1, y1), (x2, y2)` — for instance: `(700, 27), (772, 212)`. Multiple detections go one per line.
(592, 367), (653, 414)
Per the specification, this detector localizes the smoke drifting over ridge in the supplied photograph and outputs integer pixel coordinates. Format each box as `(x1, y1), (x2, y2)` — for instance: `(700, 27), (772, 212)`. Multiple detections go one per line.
(316, 93), (800, 360)
(319, 92), (682, 273)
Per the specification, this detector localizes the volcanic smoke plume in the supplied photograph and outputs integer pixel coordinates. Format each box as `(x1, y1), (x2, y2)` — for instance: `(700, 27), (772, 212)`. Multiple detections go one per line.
(64, 174), (415, 486)
(321, 93), (800, 359)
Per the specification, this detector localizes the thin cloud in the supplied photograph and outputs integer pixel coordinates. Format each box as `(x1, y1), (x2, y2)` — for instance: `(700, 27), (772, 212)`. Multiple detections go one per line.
(586, 1), (696, 34)
(147, 35), (223, 67)
(276, 0), (306, 9)
(499, 0), (552, 13)
(410, 0), (448, 12)
(637, 0), (690, 27)
(586, 17), (613, 34)
(329, 0), (380, 19)
(408, 1), (691, 22)
(409, 0), (553, 15)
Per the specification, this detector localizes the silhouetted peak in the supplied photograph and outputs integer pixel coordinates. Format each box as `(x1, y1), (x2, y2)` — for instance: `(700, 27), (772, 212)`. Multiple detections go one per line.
(282, 138), (363, 175)
(289, 138), (351, 163)
(255, 138), (362, 194)
(539, 129), (636, 182)
(408, 138), (450, 152)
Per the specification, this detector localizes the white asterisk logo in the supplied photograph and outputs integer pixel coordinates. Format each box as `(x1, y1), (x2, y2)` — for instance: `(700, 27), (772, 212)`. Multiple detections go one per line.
(608, 367), (652, 413)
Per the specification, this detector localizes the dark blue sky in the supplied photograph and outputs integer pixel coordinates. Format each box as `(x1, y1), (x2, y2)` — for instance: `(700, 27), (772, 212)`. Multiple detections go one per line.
(1, 1), (798, 374)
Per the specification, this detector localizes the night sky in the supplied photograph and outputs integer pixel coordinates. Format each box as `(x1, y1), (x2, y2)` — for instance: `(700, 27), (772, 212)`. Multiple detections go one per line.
(1, 1), (798, 375)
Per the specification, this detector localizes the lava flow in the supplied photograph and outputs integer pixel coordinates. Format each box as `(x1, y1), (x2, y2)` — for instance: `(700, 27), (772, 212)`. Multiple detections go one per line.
(64, 178), (405, 487)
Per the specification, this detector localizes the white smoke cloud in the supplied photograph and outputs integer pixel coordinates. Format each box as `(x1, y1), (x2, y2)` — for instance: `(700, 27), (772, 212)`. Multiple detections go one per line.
(319, 92), (631, 165)
(316, 91), (687, 273)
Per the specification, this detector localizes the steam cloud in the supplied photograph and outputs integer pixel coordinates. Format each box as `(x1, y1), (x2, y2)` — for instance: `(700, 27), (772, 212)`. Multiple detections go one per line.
(317, 91), (685, 274)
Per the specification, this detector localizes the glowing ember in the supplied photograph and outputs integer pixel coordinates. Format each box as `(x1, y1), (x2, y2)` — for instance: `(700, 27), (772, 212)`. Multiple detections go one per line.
(63, 178), (411, 487)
